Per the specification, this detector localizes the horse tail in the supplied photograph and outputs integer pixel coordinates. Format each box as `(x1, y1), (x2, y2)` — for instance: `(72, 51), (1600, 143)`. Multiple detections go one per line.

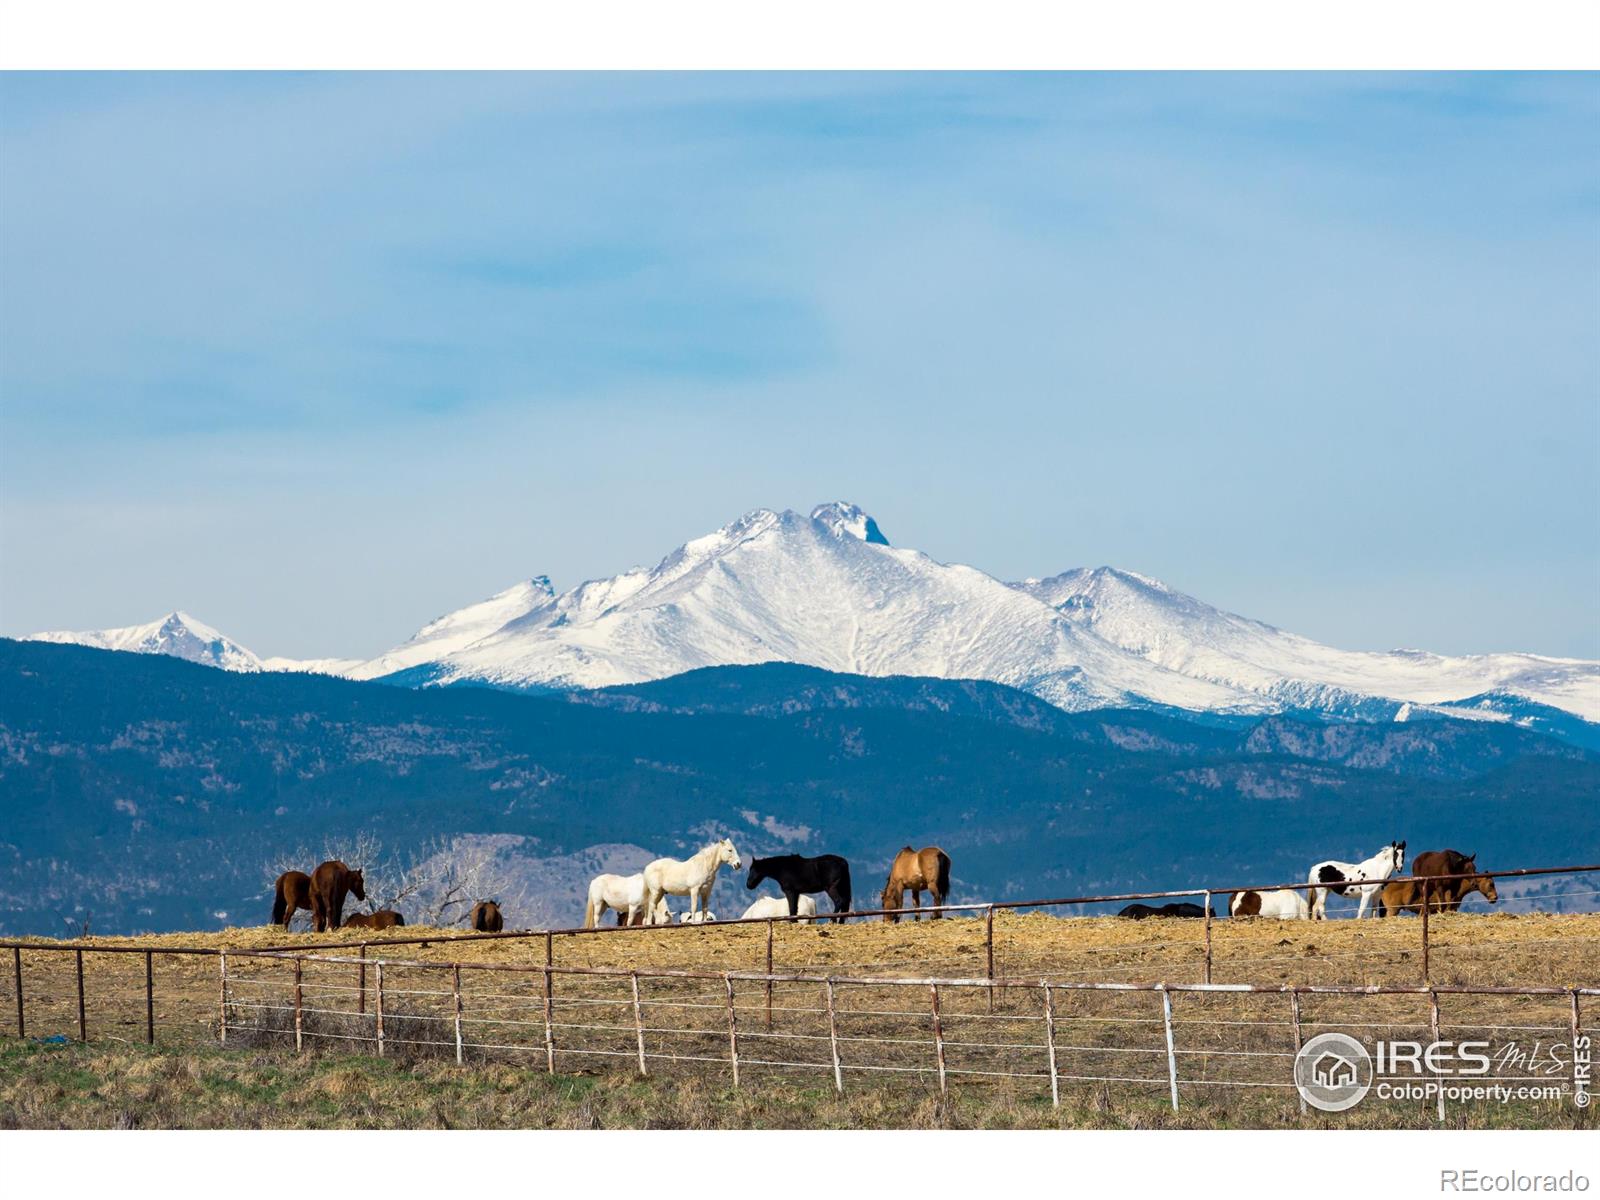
(583, 893), (598, 930)
(271, 877), (287, 926)
(935, 850), (951, 901)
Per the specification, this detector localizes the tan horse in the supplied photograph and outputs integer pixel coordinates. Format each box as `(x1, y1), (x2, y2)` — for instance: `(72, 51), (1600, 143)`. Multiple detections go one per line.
(343, 910), (405, 930)
(271, 870), (312, 928)
(309, 860), (365, 932)
(881, 846), (951, 923)
(1412, 850), (1499, 912)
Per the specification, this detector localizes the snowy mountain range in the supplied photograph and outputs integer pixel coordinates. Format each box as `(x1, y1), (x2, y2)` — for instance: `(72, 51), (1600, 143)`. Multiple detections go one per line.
(23, 502), (1599, 729)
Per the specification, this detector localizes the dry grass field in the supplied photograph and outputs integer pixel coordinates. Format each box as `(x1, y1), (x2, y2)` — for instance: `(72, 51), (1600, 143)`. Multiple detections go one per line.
(3, 910), (1596, 1129)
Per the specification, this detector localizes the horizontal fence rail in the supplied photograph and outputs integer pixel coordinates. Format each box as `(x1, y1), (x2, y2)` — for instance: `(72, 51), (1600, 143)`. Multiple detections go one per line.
(3, 862), (1597, 1073)
(207, 950), (1598, 1114)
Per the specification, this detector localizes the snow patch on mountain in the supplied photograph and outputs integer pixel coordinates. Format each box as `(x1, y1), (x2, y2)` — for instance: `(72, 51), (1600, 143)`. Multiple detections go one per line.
(344, 578), (556, 682)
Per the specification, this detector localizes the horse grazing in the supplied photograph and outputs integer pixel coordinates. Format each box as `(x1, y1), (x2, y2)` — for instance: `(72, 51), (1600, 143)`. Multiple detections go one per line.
(271, 870), (312, 928)
(1307, 841), (1405, 920)
(584, 873), (670, 928)
(1229, 889), (1309, 920)
(741, 894), (817, 924)
(1413, 850), (1498, 913)
(470, 900), (503, 933)
(343, 910), (405, 930)
(746, 853), (852, 923)
(1119, 901), (1210, 920)
(881, 846), (951, 923)
(642, 839), (742, 925)
(309, 860), (365, 933)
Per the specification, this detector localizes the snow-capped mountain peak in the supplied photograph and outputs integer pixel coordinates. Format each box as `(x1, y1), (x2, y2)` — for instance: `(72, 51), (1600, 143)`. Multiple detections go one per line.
(810, 501), (890, 545)
(25, 611), (264, 672)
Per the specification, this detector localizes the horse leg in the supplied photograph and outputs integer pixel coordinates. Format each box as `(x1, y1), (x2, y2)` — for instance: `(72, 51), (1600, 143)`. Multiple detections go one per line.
(910, 888), (921, 922)
(1355, 889), (1371, 919)
(929, 882), (943, 920)
(785, 890), (800, 918)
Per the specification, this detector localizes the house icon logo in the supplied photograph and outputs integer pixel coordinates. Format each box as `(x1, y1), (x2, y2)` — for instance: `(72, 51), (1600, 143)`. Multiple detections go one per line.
(1295, 1033), (1373, 1112)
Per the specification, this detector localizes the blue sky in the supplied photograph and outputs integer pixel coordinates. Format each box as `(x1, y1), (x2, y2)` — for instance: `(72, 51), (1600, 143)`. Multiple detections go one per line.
(2, 72), (1596, 660)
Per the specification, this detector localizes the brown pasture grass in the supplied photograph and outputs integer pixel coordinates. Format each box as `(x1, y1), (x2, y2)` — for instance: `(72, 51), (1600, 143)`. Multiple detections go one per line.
(2, 910), (1595, 1129)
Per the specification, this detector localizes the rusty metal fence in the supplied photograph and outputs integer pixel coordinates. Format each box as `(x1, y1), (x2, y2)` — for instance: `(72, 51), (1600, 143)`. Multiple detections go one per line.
(209, 948), (1596, 1113)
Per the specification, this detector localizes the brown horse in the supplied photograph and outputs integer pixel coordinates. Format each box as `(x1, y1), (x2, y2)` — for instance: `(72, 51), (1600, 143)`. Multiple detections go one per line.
(881, 846), (952, 923)
(470, 900), (503, 933)
(1393, 850), (1498, 913)
(309, 860), (365, 933)
(1377, 872), (1497, 917)
(271, 870), (312, 928)
(342, 910), (405, 930)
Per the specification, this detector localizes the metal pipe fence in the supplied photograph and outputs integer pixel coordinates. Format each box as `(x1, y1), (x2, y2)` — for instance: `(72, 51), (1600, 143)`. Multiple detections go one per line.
(3, 862), (1597, 1056)
(201, 948), (1597, 1113)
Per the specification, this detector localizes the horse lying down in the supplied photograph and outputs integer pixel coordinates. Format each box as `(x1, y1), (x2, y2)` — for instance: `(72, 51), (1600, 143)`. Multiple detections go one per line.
(1229, 889), (1309, 919)
(677, 911), (717, 924)
(742, 894), (817, 924)
(1117, 902), (1210, 920)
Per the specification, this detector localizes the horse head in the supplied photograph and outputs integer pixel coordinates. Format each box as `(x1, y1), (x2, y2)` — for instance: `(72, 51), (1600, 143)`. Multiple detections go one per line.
(1391, 841), (1406, 871)
(719, 838), (742, 870)
(348, 869), (366, 901)
(1478, 874), (1499, 904)
(746, 860), (767, 890)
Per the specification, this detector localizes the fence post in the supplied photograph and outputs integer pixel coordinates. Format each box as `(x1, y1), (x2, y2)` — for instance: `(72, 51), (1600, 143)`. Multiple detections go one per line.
(724, 973), (740, 1088)
(144, 951), (155, 1045)
(74, 949), (86, 1042)
(1421, 878), (1431, 985)
(1571, 991), (1582, 1100)
(358, 944), (367, 1016)
(1043, 984), (1060, 1108)
(824, 979), (844, 1093)
(930, 984), (947, 1095)
(630, 972), (648, 1077)
(12, 947), (22, 1038)
(374, 962), (385, 1057)
(986, 905), (996, 1012)
(452, 964), (464, 1066)
(1202, 891), (1213, 985)
(218, 954), (227, 1045)
(1290, 989), (1305, 1115)
(542, 963), (555, 1075)
(1160, 985), (1179, 1112)
(292, 957), (304, 1053)
(1429, 988), (1444, 1122)
(765, 919), (774, 1031)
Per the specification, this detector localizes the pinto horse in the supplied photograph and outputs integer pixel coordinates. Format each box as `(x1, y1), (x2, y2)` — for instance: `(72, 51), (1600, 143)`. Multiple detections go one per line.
(1229, 889), (1309, 919)
(271, 870), (312, 928)
(1307, 841), (1404, 920)
(881, 846), (951, 923)
(642, 839), (742, 925)
(309, 860), (365, 933)
(746, 854), (852, 923)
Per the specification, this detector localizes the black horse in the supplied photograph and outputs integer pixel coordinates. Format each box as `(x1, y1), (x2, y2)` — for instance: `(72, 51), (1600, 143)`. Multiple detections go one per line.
(1118, 901), (1212, 920)
(746, 854), (852, 923)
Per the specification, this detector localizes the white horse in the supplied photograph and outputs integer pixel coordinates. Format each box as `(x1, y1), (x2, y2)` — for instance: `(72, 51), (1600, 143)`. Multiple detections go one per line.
(742, 894), (817, 924)
(583, 872), (670, 928)
(642, 838), (742, 925)
(1307, 840), (1406, 920)
(1229, 888), (1308, 920)
(677, 911), (717, 924)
